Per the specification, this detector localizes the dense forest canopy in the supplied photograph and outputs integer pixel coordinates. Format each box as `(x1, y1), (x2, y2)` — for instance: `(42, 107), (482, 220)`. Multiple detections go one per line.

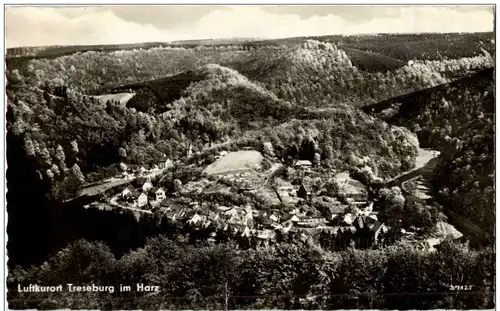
(365, 68), (495, 241)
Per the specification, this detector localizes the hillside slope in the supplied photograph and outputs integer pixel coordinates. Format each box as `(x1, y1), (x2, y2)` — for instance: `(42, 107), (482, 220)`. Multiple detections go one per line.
(234, 40), (493, 107)
(364, 67), (495, 244)
(364, 67), (494, 149)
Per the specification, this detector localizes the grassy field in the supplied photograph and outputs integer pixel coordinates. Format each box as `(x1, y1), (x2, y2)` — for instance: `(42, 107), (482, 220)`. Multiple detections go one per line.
(204, 150), (263, 175)
(415, 148), (440, 168)
(94, 92), (136, 105)
(78, 179), (132, 197)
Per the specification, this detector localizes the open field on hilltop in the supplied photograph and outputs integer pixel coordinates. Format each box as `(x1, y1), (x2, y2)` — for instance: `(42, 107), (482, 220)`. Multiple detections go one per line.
(78, 179), (132, 197)
(415, 148), (440, 168)
(94, 92), (136, 105)
(204, 150), (263, 175)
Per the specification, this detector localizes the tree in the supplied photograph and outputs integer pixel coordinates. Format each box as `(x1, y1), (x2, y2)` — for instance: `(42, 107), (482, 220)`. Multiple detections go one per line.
(7, 69), (24, 85)
(39, 147), (51, 162)
(51, 164), (60, 176)
(46, 169), (54, 179)
(59, 160), (67, 172)
(263, 142), (275, 157)
(71, 164), (85, 184)
(206, 243), (243, 310)
(119, 162), (128, 172)
(70, 140), (79, 154)
(55, 145), (65, 162)
(313, 152), (321, 166)
(24, 137), (35, 156)
(173, 179), (182, 193)
(118, 147), (127, 159)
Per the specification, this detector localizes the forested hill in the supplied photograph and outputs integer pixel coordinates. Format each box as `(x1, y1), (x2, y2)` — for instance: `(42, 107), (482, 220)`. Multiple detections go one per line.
(232, 40), (493, 108)
(6, 61), (420, 202)
(5, 33), (494, 203)
(7, 36), (494, 104)
(362, 67), (494, 118)
(363, 66), (495, 245)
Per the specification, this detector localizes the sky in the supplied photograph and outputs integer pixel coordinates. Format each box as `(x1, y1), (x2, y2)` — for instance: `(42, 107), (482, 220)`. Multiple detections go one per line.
(5, 5), (495, 48)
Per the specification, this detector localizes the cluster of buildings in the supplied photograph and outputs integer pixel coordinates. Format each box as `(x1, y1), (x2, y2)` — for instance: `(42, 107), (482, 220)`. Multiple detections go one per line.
(108, 151), (389, 248)
(149, 191), (388, 247)
(113, 158), (175, 181)
(118, 178), (167, 209)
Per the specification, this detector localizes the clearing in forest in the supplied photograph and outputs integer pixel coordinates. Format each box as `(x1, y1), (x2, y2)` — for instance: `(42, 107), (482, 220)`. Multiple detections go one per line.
(205, 150), (263, 175)
(95, 92), (136, 105)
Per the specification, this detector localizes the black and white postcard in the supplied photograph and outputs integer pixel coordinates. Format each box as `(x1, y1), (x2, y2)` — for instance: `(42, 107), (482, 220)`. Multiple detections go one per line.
(4, 4), (496, 310)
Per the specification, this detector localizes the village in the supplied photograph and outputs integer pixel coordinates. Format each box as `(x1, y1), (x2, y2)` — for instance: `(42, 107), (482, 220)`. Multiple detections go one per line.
(83, 141), (460, 251)
(82, 143), (424, 250)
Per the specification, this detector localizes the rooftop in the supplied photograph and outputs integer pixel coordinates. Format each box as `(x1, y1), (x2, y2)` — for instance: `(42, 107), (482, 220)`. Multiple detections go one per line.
(294, 160), (313, 166)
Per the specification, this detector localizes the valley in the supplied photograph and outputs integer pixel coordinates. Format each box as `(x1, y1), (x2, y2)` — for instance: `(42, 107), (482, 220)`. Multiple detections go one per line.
(5, 30), (495, 310)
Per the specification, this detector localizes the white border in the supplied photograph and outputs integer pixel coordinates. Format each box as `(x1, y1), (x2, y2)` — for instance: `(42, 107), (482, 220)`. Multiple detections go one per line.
(1, 3), (497, 311)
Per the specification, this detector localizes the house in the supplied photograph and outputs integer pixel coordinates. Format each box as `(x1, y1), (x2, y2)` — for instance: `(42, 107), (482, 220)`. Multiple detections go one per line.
(208, 211), (220, 222)
(121, 186), (134, 198)
(349, 200), (367, 207)
(281, 214), (300, 224)
(130, 189), (142, 199)
(171, 207), (188, 221)
(149, 199), (162, 209)
(184, 210), (197, 221)
(364, 202), (374, 213)
(189, 201), (200, 209)
(165, 158), (174, 169)
(297, 216), (325, 227)
(137, 193), (148, 208)
(142, 179), (154, 193)
(202, 220), (212, 228)
(326, 204), (346, 221)
(343, 213), (355, 225)
(290, 207), (301, 215)
(154, 187), (166, 201)
(294, 160), (313, 168)
(187, 213), (203, 225)
(281, 214), (299, 228)
(297, 184), (312, 199)
(257, 216), (274, 229)
(240, 225), (251, 238)
(243, 210), (253, 224)
(139, 166), (148, 175)
(367, 213), (378, 222)
(256, 229), (275, 240)
(228, 214), (244, 225)
(355, 215), (379, 230)
(432, 221), (463, 240)
(244, 205), (253, 214)
(224, 208), (239, 217)
(269, 212), (280, 223)
(217, 205), (232, 212)
(198, 208), (210, 217)
(278, 184), (296, 200)
(151, 165), (160, 173)
(334, 172), (368, 201)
